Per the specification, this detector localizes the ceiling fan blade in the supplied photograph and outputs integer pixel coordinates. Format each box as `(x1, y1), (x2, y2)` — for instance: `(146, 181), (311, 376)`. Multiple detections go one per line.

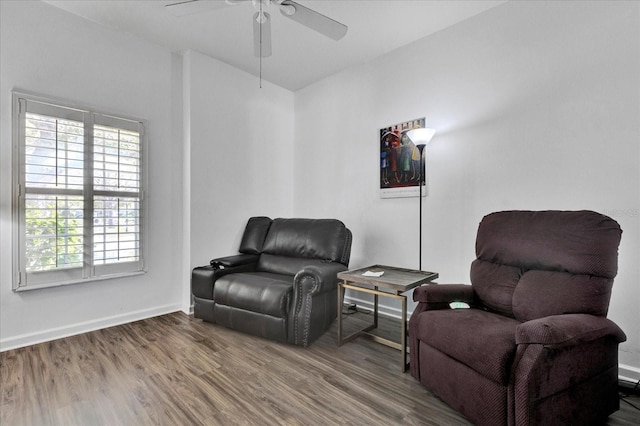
(164, 0), (231, 17)
(278, 0), (347, 41)
(253, 12), (272, 57)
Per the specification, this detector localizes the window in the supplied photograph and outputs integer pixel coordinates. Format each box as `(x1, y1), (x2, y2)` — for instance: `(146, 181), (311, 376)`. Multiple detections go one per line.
(12, 93), (146, 290)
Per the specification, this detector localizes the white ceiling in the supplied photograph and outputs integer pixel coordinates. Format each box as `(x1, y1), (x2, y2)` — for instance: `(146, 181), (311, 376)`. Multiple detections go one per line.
(43, 0), (506, 91)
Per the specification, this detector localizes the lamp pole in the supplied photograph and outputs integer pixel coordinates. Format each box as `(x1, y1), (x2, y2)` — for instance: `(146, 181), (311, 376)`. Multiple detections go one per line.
(417, 144), (425, 272)
(406, 126), (435, 272)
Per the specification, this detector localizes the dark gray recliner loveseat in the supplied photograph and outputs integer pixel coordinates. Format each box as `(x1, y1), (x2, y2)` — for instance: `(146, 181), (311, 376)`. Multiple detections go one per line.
(192, 216), (352, 347)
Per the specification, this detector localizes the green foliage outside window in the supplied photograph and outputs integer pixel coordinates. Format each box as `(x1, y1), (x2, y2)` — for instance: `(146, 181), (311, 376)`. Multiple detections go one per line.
(24, 196), (84, 272)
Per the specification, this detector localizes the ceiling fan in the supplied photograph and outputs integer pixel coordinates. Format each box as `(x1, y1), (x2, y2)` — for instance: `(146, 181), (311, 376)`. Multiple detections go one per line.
(164, 0), (348, 58)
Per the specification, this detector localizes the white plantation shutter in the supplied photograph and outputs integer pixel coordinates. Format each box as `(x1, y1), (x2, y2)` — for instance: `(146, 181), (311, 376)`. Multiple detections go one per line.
(13, 94), (146, 290)
(92, 115), (143, 276)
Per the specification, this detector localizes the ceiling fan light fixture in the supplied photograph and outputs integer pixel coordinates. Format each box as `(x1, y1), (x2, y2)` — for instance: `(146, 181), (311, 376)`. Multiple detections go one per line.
(252, 0), (269, 10)
(255, 11), (268, 24)
(279, 4), (296, 16)
(253, 11), (272, 57)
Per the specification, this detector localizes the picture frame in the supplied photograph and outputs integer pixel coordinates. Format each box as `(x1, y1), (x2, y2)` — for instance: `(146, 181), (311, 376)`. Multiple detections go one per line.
(379, 117), (427, 199)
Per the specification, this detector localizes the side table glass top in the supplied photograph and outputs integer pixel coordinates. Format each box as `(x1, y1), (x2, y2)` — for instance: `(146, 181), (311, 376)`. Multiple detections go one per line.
(337, 264), (438, 293)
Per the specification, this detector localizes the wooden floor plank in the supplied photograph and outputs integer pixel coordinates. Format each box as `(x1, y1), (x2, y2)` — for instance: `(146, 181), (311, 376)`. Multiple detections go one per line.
(1, 311), (638, 425)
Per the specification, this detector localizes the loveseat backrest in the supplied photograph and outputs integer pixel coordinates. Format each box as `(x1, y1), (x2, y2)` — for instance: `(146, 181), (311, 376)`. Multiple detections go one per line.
(261, 218), (351, 265)
(470, 210), (622, 321)
(239, 216), (272, 254)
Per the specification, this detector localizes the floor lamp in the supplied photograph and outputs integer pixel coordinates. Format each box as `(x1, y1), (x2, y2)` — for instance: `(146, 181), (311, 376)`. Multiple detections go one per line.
(406, 127), (436, 271)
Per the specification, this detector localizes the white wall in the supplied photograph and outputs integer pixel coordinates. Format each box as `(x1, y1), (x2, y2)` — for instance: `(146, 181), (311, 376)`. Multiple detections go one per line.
(0, 1), (184, 349)
(294, 0), (640, 375)
(184, 50), (295, 271)
(2, 0), (638, 380)
(0, 1), (294, 350)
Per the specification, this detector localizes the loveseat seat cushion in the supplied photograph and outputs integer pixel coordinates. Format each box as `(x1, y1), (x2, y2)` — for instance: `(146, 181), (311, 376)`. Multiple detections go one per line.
(213, 272), (293, 318)
(414, 309), (520, 385)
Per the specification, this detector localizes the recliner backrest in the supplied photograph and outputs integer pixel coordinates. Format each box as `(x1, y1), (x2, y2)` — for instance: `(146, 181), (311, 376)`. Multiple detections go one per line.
(262, 218), (351, 263)
(470, 210), (622, 321)
(239, 216), (273, 254)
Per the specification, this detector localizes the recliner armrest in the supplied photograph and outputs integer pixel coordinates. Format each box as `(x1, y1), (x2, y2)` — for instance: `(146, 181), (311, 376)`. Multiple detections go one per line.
(193, 254), (260, 300)
(289, 262), (346, 347)
(516, 314), (627, 348)
(294, 262), (347, 296)
(413, 284), (474, 309)
(211, 254), (260, 269)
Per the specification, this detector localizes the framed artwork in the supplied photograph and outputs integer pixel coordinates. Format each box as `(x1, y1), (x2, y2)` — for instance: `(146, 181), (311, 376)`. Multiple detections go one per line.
(380, 117), (427, 199)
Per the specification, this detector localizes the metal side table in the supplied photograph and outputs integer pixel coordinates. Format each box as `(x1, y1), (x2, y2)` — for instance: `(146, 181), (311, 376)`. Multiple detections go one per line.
(337, 265), (438, 372)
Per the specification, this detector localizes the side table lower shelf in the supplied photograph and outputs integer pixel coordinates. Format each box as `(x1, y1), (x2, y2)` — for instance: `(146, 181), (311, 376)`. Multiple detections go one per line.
(336, 265), (438, 372)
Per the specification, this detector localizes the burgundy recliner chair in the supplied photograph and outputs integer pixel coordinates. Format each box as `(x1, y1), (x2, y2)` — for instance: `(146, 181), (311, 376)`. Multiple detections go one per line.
(409, 210), (626, 425)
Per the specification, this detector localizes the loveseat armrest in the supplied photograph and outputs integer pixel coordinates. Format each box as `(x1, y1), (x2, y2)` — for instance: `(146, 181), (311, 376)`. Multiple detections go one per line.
(210, 253), (260, 269)
(516, 314), (627, 348)
(289, 262), (346, 347)
(193, 254), (259, 301)
(413, 284), (474, 310)
(294, 262), (347, 296)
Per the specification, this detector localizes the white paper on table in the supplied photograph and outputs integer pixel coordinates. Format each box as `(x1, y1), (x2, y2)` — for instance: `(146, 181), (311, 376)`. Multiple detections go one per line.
(362, 270), (384, 277)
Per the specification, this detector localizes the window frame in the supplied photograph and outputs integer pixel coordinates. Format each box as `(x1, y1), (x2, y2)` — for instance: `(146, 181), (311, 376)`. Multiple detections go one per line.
(12, 92), (148, 291)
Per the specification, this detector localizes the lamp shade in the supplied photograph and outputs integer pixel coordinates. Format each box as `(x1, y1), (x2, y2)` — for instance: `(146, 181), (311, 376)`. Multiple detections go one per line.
(406, 127), (436, 147)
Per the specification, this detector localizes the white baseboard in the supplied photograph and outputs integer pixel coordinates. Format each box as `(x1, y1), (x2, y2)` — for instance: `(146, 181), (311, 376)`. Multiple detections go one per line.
(0, 303), (182, 352)
(619, 364), (640, 384)
(345, 297), (640, 383)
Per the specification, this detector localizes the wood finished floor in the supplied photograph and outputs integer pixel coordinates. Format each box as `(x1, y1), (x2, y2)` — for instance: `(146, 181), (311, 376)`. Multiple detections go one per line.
(1, 311), (639, 425)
